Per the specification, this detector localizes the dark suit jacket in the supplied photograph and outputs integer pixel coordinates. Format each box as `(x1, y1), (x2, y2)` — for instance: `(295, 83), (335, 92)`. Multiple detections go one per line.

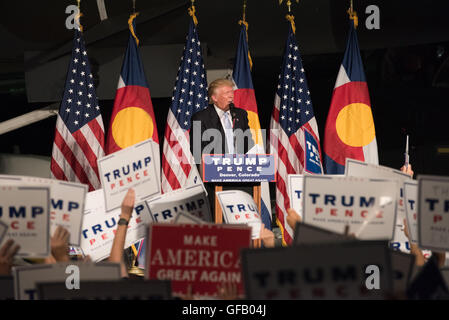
(190, 105), (255, 164)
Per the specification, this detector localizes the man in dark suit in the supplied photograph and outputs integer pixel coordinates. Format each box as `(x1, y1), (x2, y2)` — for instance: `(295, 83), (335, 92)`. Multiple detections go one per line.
(190, 78), (254, 162)
(190, 78), (255, 218)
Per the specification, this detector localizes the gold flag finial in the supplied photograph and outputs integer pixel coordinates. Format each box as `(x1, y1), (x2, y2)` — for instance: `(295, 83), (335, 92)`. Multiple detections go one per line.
(75, 0), (83, 32)
(188, 0), (198, 25)
(128, 13), (140, 46)
(285, 14), (296, 34)
(347, 0), (358, 28)
(279, 0), (299, 13)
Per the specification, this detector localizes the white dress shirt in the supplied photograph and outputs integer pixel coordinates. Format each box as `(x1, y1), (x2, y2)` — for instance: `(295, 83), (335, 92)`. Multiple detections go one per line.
(213, 104), (234, 153)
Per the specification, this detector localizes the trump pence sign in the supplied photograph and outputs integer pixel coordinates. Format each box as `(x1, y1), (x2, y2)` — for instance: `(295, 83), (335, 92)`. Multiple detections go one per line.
(302, 176), (398, 240)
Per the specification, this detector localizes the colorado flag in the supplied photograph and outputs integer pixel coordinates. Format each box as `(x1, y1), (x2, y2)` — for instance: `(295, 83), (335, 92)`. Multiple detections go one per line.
(106, 14), (160, 180)
(232, 22), (272, 231)
(324, 20), (378, 174)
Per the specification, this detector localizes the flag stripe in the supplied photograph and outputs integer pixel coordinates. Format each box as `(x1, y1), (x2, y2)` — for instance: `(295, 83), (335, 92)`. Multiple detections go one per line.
(162, 152), (182, 190)
(51, 142), (79, 183)
(87, 117), (105, 148)
(53, 128), (94, 191)
(164, 121), (191, 177)
(163, 137), (190, 185)
(56, 118), (101, 188)
(72, 130), (100, 177)
(50, 147), (69, 182)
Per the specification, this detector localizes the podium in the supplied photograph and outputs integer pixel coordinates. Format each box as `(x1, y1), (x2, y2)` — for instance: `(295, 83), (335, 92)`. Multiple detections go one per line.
(202, 154), (276, 248)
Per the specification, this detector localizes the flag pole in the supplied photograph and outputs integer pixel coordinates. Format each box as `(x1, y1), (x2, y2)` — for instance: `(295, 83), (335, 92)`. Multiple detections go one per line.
(126, 6), (144, 276)
(239, 0), (253, 70)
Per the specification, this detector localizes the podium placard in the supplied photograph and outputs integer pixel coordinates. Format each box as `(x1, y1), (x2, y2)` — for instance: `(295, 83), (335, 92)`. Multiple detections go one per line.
(202, 154), (275, 183)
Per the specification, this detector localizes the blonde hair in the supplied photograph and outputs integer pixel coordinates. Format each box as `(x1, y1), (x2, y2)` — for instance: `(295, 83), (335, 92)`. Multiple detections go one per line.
(208, 78), (234, 101)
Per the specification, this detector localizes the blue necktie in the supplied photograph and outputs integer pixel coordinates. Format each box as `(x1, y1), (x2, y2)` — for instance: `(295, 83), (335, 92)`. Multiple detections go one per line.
(223, 112), (234, 154)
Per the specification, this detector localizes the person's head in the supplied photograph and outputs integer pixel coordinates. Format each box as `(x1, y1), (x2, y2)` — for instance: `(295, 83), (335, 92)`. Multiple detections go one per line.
(208, 79), (234, 111)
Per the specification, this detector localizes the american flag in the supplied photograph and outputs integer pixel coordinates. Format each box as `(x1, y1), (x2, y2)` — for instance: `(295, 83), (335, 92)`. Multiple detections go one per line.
(269, 24), (323, 245)
(51, 29), (105, 192)
(161, 18), (208, 192)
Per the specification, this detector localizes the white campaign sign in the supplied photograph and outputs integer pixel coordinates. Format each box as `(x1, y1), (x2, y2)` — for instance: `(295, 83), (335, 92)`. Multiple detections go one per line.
(174, 211), (206, 224)
(80, 189), (151, 262)
(418, 175), (449, 251)
(302, 176), (398, 240)
(216, 190), (262, 239)
(97, 139), (160, 212)
(145, 184), (211, 223)
(288, 174), (342, 219)
(13, 262), (121, 300)
(242, 241), (392, 299)
(288, 174), (304, 219)
(0, 175), (87, 246)
(404, 181), (418, 243)
(0, 186), (50, 257)
(345, 159), (412, 213)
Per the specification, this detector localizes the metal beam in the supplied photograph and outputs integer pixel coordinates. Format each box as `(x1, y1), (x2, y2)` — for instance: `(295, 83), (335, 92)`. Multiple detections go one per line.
(0, 104), (59, 135)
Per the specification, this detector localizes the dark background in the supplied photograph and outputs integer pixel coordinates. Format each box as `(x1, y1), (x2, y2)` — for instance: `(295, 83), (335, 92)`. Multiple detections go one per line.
(1, 0), (449, 175)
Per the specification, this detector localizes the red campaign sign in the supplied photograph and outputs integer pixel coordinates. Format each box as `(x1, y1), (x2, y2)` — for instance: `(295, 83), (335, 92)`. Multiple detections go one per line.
(145, 223), (251, 298)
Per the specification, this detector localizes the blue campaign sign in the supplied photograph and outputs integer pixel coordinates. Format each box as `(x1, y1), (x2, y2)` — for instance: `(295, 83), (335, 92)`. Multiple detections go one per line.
(202, 154), (276, 183)
(304, 129), (323, 174)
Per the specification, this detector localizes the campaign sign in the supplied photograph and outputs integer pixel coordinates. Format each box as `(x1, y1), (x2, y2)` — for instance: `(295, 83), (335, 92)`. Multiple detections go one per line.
(242, 241), (392, 299)
(0, 186), (50, 257)
(304, 129), (323, 174)
(418, 175), (449, 251)
(146, 184), (211, 223)
(404, 181), (418, 243)
(389, 224), (432, 260)
(216, 190), (263, 239)
(80, 189), (151, 262)
(0, 175), (88, 246)
(302, 176), (398, 240)
(288, 174), (344, 219)
(288, 174), (304, 219)
(345, 159), (412, 213)
(13, 262), (121, 300)
(202, 154), (275, 182)
(146, 223), (251, 298)
(390, 250), (414, 295)
(293, 222), (352, 246)
(37, 280), (172, 300)
(97, 138), (160, 212)
(174, 211), (206, 224)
